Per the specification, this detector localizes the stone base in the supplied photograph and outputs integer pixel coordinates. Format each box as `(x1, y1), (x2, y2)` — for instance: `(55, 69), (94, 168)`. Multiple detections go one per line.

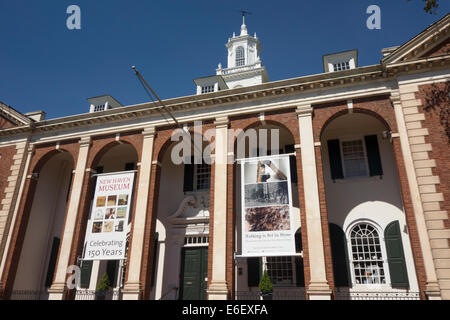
(307, 281), (332, 300)
(48, 282), (66, 300)
(122, 282), (142, 300)
(207, 281), (229, 300)
(425, 281), (442, 300)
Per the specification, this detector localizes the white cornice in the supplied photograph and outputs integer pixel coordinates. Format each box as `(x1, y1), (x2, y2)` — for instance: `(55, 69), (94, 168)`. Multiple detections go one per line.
(1, 56), (449, 143)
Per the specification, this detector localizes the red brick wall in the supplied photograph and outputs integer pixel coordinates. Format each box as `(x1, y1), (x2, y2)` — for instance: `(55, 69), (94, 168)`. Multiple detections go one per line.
(416, 82), (450, 246)
(421, 38), (450, 58)
(0, 115), (17, 129)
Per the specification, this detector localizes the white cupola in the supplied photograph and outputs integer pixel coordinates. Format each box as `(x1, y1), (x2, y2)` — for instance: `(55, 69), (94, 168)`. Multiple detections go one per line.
(216, 15), (269, 89)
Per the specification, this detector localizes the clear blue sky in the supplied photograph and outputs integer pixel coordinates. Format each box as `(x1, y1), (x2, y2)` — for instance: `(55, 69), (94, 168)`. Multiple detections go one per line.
(0, 1), (449, 119)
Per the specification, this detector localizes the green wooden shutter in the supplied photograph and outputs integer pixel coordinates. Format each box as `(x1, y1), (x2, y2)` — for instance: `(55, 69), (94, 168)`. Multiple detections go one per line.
(247, 257), (262, 287)
(327, 139), (344, 180)
(106, 260), (119, 288)
(285, 145), (298, 183)
(364, 135), (383, 176)
(80, 260), (93, 288)
(329, 223), (351, 287)
(385, 221), (409, 288)
(183, 157), (194, 192)
(295, 228), (302, 253)
(294, 228), (304, 287)
(45, 237), (60, 287)
(295, 257), (305, 287)
(151, 232), (159, 287)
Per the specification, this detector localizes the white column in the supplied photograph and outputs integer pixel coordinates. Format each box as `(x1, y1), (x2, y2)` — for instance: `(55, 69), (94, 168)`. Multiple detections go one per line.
(391, 92), (441, 299)
(48, 136), (91, 300)
(207, 116), (229, 300)
(296, 105), (332, 300)
(122, 126), (156, 300)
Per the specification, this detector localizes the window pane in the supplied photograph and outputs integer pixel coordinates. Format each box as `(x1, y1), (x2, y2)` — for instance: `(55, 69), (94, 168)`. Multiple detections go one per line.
(266, 256), (294, 285)
(350, 224), (385, 285)
(342, 140), (367, 178)
(236, 46), (245, 66)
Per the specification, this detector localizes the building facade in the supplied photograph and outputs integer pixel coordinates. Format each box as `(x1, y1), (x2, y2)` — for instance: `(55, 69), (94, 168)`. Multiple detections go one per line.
(0, 15), (449, 300)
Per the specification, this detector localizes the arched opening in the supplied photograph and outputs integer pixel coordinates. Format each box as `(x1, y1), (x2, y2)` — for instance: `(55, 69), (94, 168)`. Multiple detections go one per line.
(12, 151), (74, 299)
(76, 142), (138, 299)
(320, 112), (419, 299)
(235, 46), (245, 67)
(234, 121), (305, 300)
(151, 132), (212, 300)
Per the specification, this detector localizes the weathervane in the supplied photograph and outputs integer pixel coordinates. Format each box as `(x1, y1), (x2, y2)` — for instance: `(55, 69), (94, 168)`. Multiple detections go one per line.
(240, 10), (252, 25)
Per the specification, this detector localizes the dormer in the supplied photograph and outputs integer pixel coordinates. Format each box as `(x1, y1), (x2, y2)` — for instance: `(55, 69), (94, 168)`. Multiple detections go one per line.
(193, 75), (228, 95)
(88, 95), (123, 113)
(323, 49), (358, 73)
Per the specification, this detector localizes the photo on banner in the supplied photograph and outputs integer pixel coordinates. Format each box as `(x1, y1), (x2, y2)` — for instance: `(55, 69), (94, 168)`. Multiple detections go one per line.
(83, 171), (135, 260)
(240, 155), (296, 257)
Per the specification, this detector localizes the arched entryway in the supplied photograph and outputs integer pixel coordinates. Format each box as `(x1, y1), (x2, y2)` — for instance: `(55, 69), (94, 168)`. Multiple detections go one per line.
(7, 149), (75, 299)
(320, 111), (421, 300)
(232, 119), (306, 300)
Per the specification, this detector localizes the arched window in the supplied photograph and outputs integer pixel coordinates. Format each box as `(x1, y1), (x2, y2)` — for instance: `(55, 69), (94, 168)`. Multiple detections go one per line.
(349, 223), (386, 285)
(236, 46), (245, 66)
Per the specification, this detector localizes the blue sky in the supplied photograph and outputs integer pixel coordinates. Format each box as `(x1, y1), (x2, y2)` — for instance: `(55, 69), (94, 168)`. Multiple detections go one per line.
(0, 1), (449, 119)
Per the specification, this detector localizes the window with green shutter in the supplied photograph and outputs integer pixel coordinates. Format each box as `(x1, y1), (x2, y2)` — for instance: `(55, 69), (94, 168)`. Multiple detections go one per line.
(364, 135), (383, 177)
(80, 260), (93, 288)
(329, 224), (351, 287)
(294, 228), (304, 287)
(247, 257), (262, 287)
(106, 260), (119, 288)
(327, 139), (344, 180)
(385, 221), (409, 288)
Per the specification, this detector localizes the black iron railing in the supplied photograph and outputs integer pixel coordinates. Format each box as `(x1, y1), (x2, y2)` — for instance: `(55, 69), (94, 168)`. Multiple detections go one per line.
(334, 290), (421, 300)
(235, 290), (306, 300)
(74, 289), (122, 300)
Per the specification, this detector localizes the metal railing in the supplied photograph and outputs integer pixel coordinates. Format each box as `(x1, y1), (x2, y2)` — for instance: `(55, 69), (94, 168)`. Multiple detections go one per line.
(235, 290), (306, 300)
(335, 290), (421, 300)
(7, 290), (49, 300)
(74, 289), (122, 300)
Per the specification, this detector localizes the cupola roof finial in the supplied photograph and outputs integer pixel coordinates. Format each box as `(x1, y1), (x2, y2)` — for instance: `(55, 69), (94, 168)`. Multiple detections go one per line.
(240, 10), (251, 36)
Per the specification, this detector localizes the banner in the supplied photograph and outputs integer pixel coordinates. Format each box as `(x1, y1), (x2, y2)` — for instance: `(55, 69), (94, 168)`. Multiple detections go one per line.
(83, 171), (135, 260)
(240, 155), (296, 257)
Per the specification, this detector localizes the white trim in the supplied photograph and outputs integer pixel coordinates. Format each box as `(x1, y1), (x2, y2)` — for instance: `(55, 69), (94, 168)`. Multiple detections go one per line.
(345, 219), (392, 290)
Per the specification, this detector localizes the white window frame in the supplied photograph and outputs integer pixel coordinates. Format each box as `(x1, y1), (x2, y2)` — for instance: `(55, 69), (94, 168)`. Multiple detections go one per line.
(346, 220), (392, 290)
(333, 60), (351, 72)
(235, 46), (245, 67)
(201, 85), (214, 94)
(339, 135), (370, 179)
(262, 256), (296, 287)
(193, 162), (211, 192)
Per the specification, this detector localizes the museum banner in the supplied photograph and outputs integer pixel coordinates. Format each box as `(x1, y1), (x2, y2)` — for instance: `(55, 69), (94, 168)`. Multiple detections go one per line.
(240, 155), (296, 257)
(83, 171), (135, 260)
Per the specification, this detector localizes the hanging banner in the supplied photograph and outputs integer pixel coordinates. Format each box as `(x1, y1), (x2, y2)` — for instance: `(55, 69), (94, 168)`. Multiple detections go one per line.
(83, 171), (135, 260)
(240, 155), (296, 257)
